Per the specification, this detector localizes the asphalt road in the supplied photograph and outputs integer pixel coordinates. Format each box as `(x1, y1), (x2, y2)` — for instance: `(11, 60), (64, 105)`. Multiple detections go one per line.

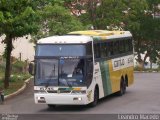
(0, 73), (160, 120)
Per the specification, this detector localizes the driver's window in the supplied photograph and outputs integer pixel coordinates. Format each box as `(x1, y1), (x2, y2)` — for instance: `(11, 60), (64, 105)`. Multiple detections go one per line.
(73, 59), (84, 76)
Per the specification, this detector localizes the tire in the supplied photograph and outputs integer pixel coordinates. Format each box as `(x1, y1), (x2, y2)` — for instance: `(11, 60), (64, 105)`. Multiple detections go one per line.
(90, 88), (99, 107)
(123, 80), (126, 94)
(48, 104), (56, 109)
(117, 79), (126, 96)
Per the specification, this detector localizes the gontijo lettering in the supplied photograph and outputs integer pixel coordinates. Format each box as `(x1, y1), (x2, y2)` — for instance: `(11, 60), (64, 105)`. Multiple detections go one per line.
(112, 55), (134, 71)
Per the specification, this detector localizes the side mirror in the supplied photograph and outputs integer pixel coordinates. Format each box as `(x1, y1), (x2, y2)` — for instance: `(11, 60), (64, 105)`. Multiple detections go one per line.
(28, 62), (34, 75)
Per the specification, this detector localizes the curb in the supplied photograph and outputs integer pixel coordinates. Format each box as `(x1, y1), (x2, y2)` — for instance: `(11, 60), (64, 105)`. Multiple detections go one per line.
(4, 77), (32, 100)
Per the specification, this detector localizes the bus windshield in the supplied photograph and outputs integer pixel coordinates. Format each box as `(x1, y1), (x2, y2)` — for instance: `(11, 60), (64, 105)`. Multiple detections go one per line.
(35, 58), (85, 87)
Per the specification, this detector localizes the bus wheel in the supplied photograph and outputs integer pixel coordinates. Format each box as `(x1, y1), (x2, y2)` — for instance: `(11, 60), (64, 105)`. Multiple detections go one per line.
(123, 80), (126, 94)
(117, 79), (126, 96)
(90, 88), (99, 107)
(48, 104), (56, 109)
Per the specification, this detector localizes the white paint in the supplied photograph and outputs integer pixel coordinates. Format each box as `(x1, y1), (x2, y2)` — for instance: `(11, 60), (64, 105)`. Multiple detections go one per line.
(38, 35), (93, 44)
(34, 93), (89, 105)
(93, 62), (104, 98)
(107, 31), (132, 39)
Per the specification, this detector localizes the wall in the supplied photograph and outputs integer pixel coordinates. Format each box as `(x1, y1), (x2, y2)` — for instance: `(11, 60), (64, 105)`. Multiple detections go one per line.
(0, 35), (35, 61)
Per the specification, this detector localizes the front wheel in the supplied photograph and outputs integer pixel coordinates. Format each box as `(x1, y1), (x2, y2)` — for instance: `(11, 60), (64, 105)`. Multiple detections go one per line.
(90, 88), (99, 107)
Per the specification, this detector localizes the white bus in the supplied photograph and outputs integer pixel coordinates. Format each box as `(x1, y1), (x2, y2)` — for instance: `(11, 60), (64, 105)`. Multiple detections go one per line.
(30, 30), (134, 108)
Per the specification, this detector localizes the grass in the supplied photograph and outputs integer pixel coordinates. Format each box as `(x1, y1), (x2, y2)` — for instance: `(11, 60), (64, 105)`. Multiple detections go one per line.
(0, 73), (31, 95)
(0, 58), (31, 96)
(3, 79), (24, 95)
(0, 71), (4, 80)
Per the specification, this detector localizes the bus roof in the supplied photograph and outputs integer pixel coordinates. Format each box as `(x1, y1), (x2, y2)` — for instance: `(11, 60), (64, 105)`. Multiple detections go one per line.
(37, 35), (93, 44)
(37, 30), (132, 44)
(69, 30), (132, 40)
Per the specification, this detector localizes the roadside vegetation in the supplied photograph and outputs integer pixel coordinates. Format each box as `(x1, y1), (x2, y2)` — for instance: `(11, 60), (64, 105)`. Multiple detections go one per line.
(0, 56), (31, 95)
(134, 66), (160, 72)
(0, 0), (160, 89)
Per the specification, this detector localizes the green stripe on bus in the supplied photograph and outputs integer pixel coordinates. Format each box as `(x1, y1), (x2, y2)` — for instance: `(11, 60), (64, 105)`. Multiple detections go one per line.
(93, 36), (101, 40)
(100, 61), (112, 96)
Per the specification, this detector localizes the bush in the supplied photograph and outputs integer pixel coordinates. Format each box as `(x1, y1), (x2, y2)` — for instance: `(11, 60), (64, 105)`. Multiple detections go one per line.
(0, 62), (5, 71)
(12, 60), (27, 73)
(0, 79), (3, 86)
(13, 61), (24, 68)
(10, 74), (31, 82)
(134, 66), (143, 71)
(15, 74), (30, 80)
(21, 74), (31, 80)
(10, 75), (18, 82)
(134, 66), (160, 72)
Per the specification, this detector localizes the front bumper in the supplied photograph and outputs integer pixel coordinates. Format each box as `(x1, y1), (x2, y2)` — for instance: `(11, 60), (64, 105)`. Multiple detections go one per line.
(34, 93), (89, 105)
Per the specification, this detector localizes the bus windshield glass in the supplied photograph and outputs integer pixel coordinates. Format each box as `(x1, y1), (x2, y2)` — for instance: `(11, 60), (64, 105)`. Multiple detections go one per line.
(36, 45), (86, 57)
(35, 59), (59, 86)
(35, 58), (85, 87)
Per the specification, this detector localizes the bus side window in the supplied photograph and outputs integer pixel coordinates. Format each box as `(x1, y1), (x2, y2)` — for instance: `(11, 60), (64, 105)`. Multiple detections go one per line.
(86, 42), (92, 55)
(113, 41), (119, 55)
(119, 40), (125, 53)
(100, 42), (107, 58)
(106, 42), (109, 57)
(108, 42), (114, 56)
(125, 39), (129, 52)
(128, 39), (133, 52)
(94, 43), (101, 58)
(86, 59), (93, 87)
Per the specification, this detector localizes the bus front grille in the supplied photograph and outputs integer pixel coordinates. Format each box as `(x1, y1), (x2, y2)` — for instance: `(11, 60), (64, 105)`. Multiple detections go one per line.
(47, 90), (71, 93)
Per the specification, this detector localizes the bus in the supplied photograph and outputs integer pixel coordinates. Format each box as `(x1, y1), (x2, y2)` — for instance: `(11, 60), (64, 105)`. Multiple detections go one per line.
(31, 30), (134, 108)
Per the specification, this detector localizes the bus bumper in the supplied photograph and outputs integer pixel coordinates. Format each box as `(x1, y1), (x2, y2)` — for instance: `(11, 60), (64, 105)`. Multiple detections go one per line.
(34, 93), (89, 105)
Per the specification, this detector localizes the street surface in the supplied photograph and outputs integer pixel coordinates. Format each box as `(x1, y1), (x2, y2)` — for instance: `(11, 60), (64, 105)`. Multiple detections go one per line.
(0, 73), (160, 119)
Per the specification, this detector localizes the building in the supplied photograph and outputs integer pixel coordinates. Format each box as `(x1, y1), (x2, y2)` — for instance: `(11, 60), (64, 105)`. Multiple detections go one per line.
(0, 35), (35, 61)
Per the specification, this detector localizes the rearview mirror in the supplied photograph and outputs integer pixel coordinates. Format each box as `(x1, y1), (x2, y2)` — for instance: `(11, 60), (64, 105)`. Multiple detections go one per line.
(28, 62), (34, 75)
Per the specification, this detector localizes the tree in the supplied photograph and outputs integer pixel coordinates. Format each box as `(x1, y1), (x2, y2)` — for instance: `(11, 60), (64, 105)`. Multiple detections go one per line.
(31, 4), (84, 43)
(64, 0), (101, 29)
(125, 0), (160, 68)
(0, 0), (39, 88)
(64, 0), (87, 16)
(77, 0), (132, 30)
(122, 0), (148, 68)
(77, 0), (160, 69)
(95, 0), (127, 29)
